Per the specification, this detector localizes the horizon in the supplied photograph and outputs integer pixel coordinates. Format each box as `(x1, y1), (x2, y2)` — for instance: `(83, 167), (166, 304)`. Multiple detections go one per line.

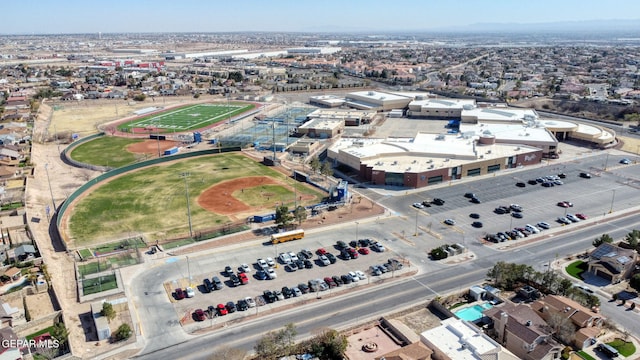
(2, 0), (640, 34)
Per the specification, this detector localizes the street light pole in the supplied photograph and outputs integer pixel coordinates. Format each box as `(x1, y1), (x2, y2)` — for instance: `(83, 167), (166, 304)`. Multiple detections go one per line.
(414, 210), (419, 236)
(609, 189), (616, 214)
(355, 221), (359, 244)
(180, 172), (194, 238)
(186, 256), (191, 286)
(44, 164), (56, 211)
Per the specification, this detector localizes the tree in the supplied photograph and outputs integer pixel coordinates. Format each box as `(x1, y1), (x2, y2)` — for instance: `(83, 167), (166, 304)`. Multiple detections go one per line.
(320, 161), (333, 177)
(307, 328), (348, 359)
(624, 229), (640, 250)
(23, 296), (31, 322)
(228, 71), (243, 83)
(51, 322), (69, 347)
(101, 302), (116, 323)
(275, 205), (293, 229)
(254, 323), (297, 360)
(308, 157), (321, 174)
(593, 233), (613, 247)
(547, 312), (576, 344)
(429, 247), (448, 260)
(630, 273), (640, 292)
(113, 323), (132, 341)
(293, 206), (307, 225)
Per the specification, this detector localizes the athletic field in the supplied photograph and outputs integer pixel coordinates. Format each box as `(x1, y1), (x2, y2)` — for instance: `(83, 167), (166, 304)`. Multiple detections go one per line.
(117, 103), (255, 133)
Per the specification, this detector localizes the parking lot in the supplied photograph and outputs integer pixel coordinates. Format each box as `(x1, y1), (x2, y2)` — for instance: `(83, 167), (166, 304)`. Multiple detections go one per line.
(166, 239), (412, 326)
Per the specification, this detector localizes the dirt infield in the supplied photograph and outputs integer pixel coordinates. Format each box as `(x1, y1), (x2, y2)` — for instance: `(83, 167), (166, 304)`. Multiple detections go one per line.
(126, 139), (180, 155)
(198, 176), (281, 216)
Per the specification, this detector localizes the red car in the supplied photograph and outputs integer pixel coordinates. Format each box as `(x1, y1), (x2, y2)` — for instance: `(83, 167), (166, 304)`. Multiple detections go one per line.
(575, 213), (588, 220)
(346, 248), (359, 259)
(316, 248), (327, 255)
(194, 309), (206, 321)
(217, 303), (228, 316)
(557, 201), (570, 208)
(238, 272), (249, 285)
(174, 288), (185, 300)
(358, 247), (370, 255)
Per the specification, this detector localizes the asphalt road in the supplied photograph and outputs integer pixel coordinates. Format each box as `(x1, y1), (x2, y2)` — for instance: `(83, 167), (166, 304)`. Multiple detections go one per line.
(133, 214), (640, 360)
(130, 152), (640, 358)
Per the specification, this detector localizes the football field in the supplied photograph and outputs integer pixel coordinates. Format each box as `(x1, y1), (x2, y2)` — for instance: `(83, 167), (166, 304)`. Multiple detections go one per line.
(117, 103), (254, 132)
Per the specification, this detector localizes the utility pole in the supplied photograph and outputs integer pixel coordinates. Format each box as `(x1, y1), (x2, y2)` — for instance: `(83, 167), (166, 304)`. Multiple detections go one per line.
(180, 172), (193, 238)
(609, 189), (616, 214)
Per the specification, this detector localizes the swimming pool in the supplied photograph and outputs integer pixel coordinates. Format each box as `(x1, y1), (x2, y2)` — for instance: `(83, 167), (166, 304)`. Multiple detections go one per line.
(454, 302), (493, 322)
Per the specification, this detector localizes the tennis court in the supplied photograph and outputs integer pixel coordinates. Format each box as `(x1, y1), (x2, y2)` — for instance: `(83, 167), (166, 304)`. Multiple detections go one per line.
(118, 103), (254, 133)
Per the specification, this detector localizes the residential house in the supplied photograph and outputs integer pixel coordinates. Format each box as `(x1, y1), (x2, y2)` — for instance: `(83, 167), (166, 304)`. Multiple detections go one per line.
(0, 327), (22, 359)
(0, 148), (22, 166)
(12, 244), (36, 262)
(531, 295), (605, 349)
(484, 301), (563, 360)
(375, 341), (433, 360)
(587, 243), (637, 284)
(2, 267), (21, 281)
(0, 301), (24, 328)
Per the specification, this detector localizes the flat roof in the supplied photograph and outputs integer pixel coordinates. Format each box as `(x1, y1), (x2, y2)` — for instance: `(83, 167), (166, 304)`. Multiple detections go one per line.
(460, 123), (556, 144)
(412, 98), (476, 109)
(307, 108), (376, 119)
(298, 118), (343, 130)
(463, 107), (538, 122)
(348, 90), (412, 102)
(421, 318), (499, 360)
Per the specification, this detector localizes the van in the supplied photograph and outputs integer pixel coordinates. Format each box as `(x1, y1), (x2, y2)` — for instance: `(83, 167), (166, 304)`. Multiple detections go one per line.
(525, 224), (540, 234)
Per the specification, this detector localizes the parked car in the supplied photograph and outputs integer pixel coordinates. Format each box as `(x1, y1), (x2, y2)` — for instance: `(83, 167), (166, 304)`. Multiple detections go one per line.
(527, 179), (538, 185)
(230, 274), (241, 287)
(332, 275), (344, 286)
(237, 299), (249, 311)
(292, 287), (302, 297)
(297, 282), (310, 294)
(194, 308), (206, 321)
(304, 259), (314, 269)
(537, 221), (551, 230)
(341, 274), (353, 284)
(471, 197), (481, 204)
(444, 219), (456, 225)
(300, 249), (313, 259)
(174, 288), (186, 300)
(557, 216), (572, 225)
(566, 214), (580, 223)
(282, 286), (293, 298)
(203, 278), (213, 292)
(354, 270), (367, 280)
(288, 252), (299, 262)
(319, 255), (331, 266)
(245, 297), (256, 308)
(557, 173), (567, 178)
(263, 290), (276, 303)
(224, 265), (233, 276)
(256, 270), (268, 280)
(472, 221), (483, 228)
(336, 241), (348, 249)
(325, 253), (337, 264)
(432, 198), (445, 205)
(266, 257), (275, 267)
(620, 158), (631, 164)
(346, 248), (359, 259)
(557, 201), (570, 208)
(510, 204), (523, 212)
(358, 247), (370, 255)
(469, 213), (480, 219)
(238, 272), (249, 285)
(575, 213), (588, 220)
(412, 202), (425, 209)
(257, 258), (268, 270)
(516, 182), (526, 187)
(324, 277), (337, 288)
(185, 287), (195, 298)
(212, 276), (224, 290)
(217, 303), (228, 316)
(316, 248), (327, 255)
(371, 242), (386, 252)
(239, 263), (251, 273)
(274, 290), (284, 301)
(579, 172), (592, 179)
(286, 262), (298, 272)
(279, 252), (292, 264)
(348, 271), (360, 282)
(266, 268), (277, 279)
(226, 301), (237, 313)
(511, 212), (523, 219)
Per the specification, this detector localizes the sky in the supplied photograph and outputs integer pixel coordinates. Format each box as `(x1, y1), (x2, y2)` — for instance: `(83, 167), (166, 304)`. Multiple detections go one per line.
(2, 0), (640, 34)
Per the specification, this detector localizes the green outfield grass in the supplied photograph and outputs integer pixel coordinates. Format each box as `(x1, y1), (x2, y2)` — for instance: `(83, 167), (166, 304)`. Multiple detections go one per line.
(67, 153), (325, 246)
(117, 103), (255, 133)
(69, 136), (145, 167)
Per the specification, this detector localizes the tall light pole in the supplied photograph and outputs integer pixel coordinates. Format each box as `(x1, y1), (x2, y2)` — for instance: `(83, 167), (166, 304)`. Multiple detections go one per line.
(414, 210), (419, 236)
(44, 164), (56, 210)
(186, 256), (192, 287)
(609, 189), (616, 214)
(604, 152), (610, 171)
(355, 221), (359, 244)
(180, 172), (193, 238)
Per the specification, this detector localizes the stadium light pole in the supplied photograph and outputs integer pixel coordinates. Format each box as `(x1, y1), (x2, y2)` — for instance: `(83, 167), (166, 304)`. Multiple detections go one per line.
(180, 172), (194, 238)
(609, 189), (616, 214)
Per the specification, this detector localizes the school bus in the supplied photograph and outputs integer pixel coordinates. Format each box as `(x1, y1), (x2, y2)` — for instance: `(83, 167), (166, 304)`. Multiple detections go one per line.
(271, 229), (305, 244)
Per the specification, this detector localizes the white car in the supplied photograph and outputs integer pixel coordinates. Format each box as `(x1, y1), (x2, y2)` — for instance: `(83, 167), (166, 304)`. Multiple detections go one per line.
(257, 258), (268, 270)
(412, 202), (425, 209)
(240, 263), (251, 273)
(348, 271), (360, 282)
(288, 252), (299, 262)
(185, 287), (195, 298)
(525, 224), (540, 234)
(354, 270), (367, 280)
(279, 252), (292, 264)
(245, 296), (256, 308)
(371, 242), (386, 252)
(566, 214), (580, 223)
(266, 257), (275, 267)
(537, 221), (551, 230)
(319, 255), (330, 266)
(267, 268), (277, 279)
(557, 216), (571, 225)
(292, 287), (302, 297)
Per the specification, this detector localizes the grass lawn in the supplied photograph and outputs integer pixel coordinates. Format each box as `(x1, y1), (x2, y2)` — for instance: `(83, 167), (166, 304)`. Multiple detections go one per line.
(82, 274), (118, 295)
(69, 136), (144, 167)
(78, 261), (108, 277)
(117, 103), (255, 133)
(26, 325), (56, 341)
(608, 338), (636, 357)
(78, 248), (93, 260)
(576, 350), (596, 360)
(67, 153), (325, 246)
(566, 260), (587, 279)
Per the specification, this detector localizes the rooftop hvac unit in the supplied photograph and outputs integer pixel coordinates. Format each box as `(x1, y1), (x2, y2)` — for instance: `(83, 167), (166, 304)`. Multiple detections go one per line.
(392, 160), (398, 165)
(429, 164), (434, 169)
(412, 160), (417, 164)
(479, 155), (484, 159)
(525, 133), (530, 136)
(487, 150), (492, 154)
(406, 167), (411, 171)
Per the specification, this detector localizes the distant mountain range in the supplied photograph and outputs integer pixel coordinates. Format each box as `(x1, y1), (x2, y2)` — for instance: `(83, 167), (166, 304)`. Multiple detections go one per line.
(432, 19), (640, 33)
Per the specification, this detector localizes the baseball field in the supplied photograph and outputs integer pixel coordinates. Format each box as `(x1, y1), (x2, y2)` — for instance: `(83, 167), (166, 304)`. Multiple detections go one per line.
(63, 153), (326, 247)
(116, 103), (255, 133)
(68, 136), (180, 167)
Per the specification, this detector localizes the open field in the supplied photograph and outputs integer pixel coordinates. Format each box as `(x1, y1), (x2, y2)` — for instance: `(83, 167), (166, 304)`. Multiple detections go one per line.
(63, 153), (326, 247)
(116, 103), (255, 133)
(69, 136), (179, 167)
(46, 96), (200, 136)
